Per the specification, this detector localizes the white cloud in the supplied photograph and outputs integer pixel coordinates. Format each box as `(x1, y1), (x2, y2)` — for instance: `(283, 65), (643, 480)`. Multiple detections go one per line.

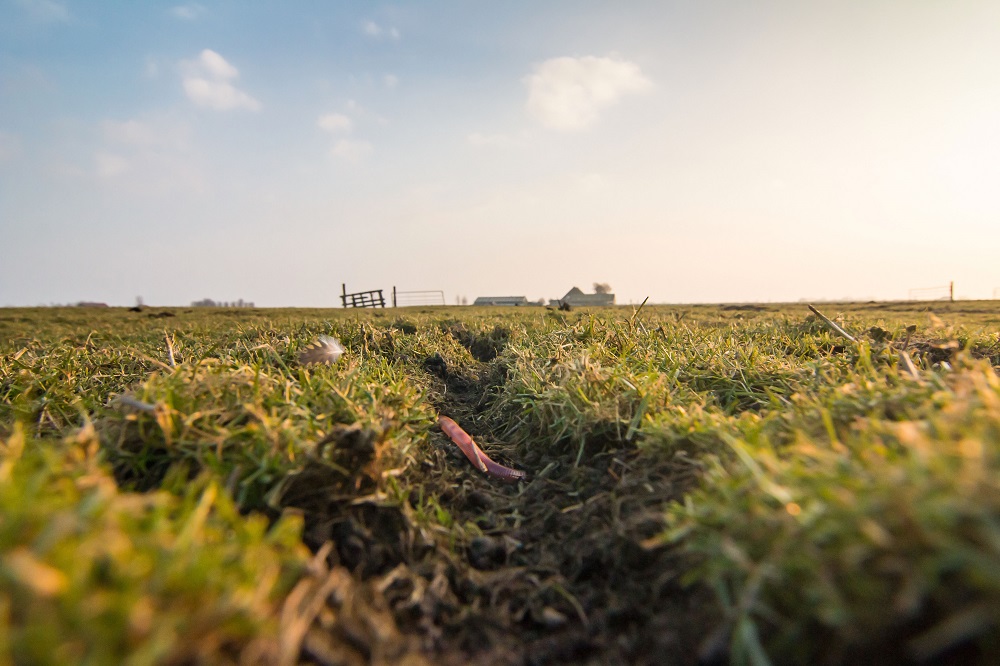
(95, 152), (129, 178)
(15, 0), (69, 22)
(317, 109), (374, 159)
(524, 55), (651, 131)
(317, 113), (352, 133)
(180, 50), (260, 111)
(383, 74), (399, 89)
(183, 78), (261, 111)
(362, 20), (400, 40)
(331, 139), (372, 161)
(170, 4), (206, 20)
(195, 49), (239, 80)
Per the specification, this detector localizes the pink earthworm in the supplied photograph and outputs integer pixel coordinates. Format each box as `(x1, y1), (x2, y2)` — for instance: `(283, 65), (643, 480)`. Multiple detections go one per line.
(438, 416), (526, 481)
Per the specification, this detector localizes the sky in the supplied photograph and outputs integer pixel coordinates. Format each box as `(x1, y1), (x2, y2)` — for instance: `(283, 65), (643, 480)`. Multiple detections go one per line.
(2, 0), (999, 307)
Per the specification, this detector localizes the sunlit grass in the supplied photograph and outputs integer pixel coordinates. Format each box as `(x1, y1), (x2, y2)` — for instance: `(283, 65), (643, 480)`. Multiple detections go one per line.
(2, 302), (999, 662)
(0, 424), (308, 664)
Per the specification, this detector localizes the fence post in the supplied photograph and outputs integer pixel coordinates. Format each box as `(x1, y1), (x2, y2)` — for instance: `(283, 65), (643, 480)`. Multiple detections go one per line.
(950, 281), (954, 302)
(341, 283), (347, 308)
(393, 286), (397, 308)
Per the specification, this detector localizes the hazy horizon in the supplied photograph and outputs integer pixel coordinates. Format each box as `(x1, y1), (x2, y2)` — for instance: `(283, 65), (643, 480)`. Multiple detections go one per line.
(3, 1), (999, 307)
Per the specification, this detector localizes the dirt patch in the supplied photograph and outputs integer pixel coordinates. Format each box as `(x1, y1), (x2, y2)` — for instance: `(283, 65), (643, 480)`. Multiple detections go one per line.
(363, 355), (714, 664)
(393, 320), (418, 335)
(436, 445), (709, 665)
(447, 324), (511, 362)
(270, 351), (712, 664)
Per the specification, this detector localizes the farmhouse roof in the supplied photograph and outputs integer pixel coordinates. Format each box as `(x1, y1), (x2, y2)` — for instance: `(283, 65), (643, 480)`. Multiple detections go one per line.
(560, 286), (615, 306)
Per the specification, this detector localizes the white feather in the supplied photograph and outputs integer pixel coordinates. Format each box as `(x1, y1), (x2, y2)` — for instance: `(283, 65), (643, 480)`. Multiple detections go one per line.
(298, 335), (345, 365)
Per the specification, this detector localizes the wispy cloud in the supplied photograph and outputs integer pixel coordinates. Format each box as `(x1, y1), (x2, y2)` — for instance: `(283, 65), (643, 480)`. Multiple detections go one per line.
(383, 74), (399, 89)
(14, 0), (69, 22)
(362, 20), (400, 40)
(180, 49), (260, 111)
(524, 55), (651, 131)
(102, 118), (191, 148)
(317, 108), (371, 161)
(94, 152), (129, 178)
(195, 49), (238, 79)
(170, 4), (206, 21)
(93, 115), (206, 193)
(330, 139), (372, 161)
(317, 113), (352, 133)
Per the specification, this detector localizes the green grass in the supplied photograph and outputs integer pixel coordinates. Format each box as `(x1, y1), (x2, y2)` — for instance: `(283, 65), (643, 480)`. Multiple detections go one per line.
(0, 424), (308, 664)
(2, 302), (1000, 663)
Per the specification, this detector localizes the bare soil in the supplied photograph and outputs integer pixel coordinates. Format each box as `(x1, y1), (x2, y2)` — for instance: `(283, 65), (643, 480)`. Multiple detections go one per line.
(278, 327), (716, 665)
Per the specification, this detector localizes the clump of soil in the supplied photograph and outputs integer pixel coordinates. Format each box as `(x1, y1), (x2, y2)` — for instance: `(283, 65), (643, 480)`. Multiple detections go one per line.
(446, 324), (510, 362)
(422, 353), (448, 379)
(393, 320), (418, 335)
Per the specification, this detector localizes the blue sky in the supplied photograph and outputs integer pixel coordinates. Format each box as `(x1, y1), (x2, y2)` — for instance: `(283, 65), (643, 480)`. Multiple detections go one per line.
(2, 0), (999, 306)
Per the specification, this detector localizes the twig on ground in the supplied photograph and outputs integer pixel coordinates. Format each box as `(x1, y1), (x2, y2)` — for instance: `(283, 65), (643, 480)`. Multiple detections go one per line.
(115, 395), (157, 413)
(164, 331), (176, 368)
(807, 305), (856, 342)
(898, 350), (920, 378)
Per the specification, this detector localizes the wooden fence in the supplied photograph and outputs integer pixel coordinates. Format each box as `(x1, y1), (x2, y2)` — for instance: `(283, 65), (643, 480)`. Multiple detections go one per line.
(340, 283), (385, 308)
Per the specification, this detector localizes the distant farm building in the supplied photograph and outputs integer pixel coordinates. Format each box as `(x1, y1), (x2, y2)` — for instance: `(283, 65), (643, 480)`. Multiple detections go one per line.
(550, 286), (615, 307)
(473, 296), (529, 306)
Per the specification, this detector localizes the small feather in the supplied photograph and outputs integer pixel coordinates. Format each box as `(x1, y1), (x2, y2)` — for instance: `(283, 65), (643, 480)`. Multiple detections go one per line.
(298, 335), (345, 365)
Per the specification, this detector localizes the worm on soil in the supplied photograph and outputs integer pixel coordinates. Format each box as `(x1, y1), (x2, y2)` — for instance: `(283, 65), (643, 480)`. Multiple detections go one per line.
(438, 416), (526, 481)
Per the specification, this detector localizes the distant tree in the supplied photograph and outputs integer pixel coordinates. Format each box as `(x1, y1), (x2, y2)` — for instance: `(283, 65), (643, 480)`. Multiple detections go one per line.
(593, 282), (612, 294)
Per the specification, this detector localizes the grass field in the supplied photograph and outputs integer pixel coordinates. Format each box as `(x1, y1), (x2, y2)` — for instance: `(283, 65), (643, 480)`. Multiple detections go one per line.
(2, 301), (1000, 665)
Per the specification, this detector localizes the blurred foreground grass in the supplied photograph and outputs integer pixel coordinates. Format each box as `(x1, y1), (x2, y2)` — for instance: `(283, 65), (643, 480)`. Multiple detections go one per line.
(0, 424), (307, 664)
